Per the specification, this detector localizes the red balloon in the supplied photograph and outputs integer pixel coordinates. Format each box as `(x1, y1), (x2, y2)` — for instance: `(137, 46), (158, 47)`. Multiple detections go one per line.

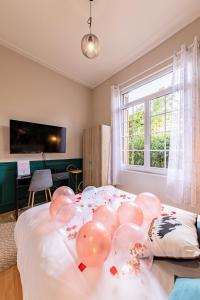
(49, 194), (73, 218)
(117, 202), (143, 226)
(135, 193), (161, 223)
(76, 221), (111, 267)
(93, 205), (119, 236)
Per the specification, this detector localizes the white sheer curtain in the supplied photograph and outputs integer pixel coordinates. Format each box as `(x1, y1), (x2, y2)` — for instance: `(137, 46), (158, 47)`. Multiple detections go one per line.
(111, 85), (122, 185)
(167, 37), (200, 207)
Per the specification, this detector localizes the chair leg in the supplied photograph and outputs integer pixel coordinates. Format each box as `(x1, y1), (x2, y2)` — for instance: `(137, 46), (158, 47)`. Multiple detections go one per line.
(45, 190), (48, 202)
(28, 192), (32, 207)
(31, 192), (35, 207)
(48, 189), (52, 201)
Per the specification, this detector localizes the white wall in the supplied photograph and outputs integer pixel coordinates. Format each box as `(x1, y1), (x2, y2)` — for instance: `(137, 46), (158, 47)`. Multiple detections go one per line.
(92, 18), (200, 213)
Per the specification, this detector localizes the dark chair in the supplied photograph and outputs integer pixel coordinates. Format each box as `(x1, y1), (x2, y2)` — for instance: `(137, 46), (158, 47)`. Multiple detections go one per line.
(28, 169), (53, 207)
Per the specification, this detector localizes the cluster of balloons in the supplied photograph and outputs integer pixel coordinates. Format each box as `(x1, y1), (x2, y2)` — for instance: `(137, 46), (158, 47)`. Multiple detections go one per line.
(49, 185), (162, 273)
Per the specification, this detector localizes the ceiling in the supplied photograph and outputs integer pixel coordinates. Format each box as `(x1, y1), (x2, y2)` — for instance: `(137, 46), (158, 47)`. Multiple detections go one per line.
(0, 0), (200, 88)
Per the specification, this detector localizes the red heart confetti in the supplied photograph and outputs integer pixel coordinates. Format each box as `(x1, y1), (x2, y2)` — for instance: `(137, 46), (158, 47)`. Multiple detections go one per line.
(110, 266), (118, 276)
(78, 262), (87, 272)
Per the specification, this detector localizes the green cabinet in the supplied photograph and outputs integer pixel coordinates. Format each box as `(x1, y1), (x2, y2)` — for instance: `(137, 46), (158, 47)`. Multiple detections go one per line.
(0, 159), (82, 213)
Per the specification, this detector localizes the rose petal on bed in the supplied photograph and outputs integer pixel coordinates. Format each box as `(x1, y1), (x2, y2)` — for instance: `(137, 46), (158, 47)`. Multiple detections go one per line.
(113, 194), (119, 198)
(75, 196), (82, 202)
(120, 195), (126, 198)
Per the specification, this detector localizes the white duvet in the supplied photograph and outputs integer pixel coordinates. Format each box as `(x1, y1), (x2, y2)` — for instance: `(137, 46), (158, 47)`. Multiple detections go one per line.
(15, 189), (186, 300)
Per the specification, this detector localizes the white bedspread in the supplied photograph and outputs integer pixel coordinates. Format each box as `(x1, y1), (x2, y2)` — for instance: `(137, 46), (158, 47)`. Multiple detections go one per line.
(15, 189), (196, 300)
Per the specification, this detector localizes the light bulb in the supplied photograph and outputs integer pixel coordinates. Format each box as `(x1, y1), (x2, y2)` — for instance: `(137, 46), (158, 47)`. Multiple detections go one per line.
(88, 41), (95, 52)
(81, 33), (100, 59)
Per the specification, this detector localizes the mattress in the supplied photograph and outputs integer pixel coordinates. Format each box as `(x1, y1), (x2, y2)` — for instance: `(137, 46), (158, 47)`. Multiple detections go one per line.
(15, 189), (200, 300)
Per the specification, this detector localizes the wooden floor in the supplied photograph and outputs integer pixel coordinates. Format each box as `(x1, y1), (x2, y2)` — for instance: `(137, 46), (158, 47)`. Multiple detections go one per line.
(0, 210), (24, 300)
(0, 265), (22, 300)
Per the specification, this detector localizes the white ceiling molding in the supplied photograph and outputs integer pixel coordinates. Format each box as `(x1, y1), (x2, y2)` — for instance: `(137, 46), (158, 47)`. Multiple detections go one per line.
(0, 37), (91, 88)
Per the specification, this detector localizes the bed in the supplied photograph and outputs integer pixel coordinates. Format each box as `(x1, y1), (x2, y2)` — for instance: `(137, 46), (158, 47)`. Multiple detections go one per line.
(15, 188), (200, 300)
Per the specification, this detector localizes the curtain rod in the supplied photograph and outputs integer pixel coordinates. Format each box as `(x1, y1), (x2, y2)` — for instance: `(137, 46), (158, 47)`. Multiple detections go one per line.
(119, 56), (173, 88)
(118, 37), (199, 88)
(120, 64), (173, 93)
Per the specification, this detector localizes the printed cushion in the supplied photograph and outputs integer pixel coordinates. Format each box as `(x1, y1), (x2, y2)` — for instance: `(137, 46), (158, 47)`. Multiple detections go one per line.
(169, 277), (200, 300)
(148, 205), (200, 259)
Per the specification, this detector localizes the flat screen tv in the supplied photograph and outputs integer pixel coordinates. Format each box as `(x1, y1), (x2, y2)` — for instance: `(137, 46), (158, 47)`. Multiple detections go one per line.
(10, 120), (66, 153)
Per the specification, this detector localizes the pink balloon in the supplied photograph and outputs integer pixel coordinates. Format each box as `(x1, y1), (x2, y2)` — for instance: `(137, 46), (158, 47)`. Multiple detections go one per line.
(52, 186), (75, 202)
(113, 223), (145, 253)
(112, 223), (149, 274)
(49, 194), (73, 218)
(55, 203), (76, 225)
(135, 192), (161, 223)
(93, 205), (119, 237)
(117, 202), (143, 226)
(76, 221), (111, 267)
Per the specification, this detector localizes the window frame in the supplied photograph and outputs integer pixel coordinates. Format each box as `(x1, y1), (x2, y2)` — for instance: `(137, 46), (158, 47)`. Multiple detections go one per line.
(120, 67), (173, 175)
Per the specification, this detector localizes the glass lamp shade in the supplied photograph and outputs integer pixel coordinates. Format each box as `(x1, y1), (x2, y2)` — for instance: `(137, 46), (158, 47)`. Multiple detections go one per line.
(81, 33), (100, 59)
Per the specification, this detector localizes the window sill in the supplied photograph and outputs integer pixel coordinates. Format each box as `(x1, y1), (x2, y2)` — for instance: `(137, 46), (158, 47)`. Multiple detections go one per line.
(122, 166), (167, 177)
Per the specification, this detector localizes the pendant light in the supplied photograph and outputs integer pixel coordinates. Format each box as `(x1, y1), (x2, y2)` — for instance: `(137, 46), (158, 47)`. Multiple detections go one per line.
(81, 0), (100, 59)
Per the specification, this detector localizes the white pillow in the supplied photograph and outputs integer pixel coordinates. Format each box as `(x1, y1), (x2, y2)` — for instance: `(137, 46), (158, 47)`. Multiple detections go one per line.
(148, 204), (200, 259)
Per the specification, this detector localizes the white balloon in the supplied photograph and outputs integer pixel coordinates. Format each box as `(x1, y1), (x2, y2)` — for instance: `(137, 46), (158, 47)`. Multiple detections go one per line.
(94, 190), (113, 206)
(100, 185), (116, 195)
(81, 186), (97, 205)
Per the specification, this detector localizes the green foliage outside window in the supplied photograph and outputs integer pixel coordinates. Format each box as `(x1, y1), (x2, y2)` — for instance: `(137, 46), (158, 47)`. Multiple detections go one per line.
(126, 95), (172, 168)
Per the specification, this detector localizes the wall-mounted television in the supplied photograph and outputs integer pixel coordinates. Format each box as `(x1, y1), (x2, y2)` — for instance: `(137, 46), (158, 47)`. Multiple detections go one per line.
(10, 120), (66, 154)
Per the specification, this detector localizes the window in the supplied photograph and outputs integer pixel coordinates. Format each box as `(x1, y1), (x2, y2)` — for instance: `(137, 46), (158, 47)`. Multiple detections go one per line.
(121, 70), (173, 174)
